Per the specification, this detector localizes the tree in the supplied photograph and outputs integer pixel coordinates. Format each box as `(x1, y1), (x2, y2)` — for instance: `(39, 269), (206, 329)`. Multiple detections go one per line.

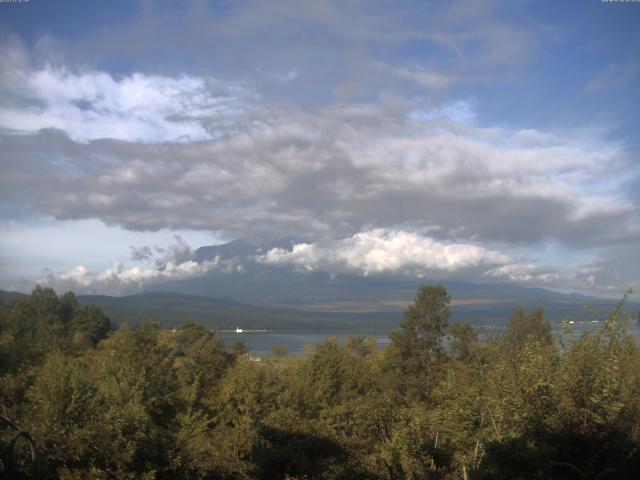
(393, 285), (451, 353)
(448, 323), (478, 363)
(72, 304), (112, 346)
(25, 352), (102, 478)
(503, 308), (552, 354)
(385, 284), (451, 402)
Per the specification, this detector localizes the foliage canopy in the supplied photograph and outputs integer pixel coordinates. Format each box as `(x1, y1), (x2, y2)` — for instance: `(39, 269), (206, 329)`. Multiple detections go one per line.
(1, 286), (639, 479)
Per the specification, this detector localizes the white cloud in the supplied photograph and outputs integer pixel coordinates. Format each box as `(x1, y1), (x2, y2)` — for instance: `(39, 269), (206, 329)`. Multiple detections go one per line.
(484, 263), (559, 284)
(44, 259), (207, 296)
(256, 229), (511, 276)
(0, 66), (254, 142)
(1, 27), (638, 297)
(256, 230), (572, 290)
(39, 236), (240, 295)
(55, 260), (211, 287)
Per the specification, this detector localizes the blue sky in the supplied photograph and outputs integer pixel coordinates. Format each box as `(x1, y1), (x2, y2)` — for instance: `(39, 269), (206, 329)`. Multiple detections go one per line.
(0, 0), (639, 297)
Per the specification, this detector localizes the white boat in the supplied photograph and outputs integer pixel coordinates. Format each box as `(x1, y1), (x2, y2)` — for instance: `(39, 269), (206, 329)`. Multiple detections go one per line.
(235, 326), (243, 333)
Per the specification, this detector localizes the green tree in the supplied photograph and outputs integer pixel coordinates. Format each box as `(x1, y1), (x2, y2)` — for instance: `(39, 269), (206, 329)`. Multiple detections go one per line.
(448, 323), (478, 363)
(72, 304), (112, 346)
(385, 284), (451, 402)
(25, 352), (102, 478)
(503, 308), (552, 355)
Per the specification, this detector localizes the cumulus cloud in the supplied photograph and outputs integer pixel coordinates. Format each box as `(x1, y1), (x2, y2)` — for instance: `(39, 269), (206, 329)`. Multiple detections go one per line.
(483, 263), (559, 285)
(2, 7), (633, 254)
(256, 229), (512, 276)
(1, 1), (639, 297)
(0, 63), (254, 142)
(1, 98), (635, 249)
(41, 236), (239, 295)
(46, 260), (214, 295)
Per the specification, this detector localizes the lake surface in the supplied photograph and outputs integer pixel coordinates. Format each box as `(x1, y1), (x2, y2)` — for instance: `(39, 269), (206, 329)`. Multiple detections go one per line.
(220, 321), (640, 358)
(220, 331), (391, 357)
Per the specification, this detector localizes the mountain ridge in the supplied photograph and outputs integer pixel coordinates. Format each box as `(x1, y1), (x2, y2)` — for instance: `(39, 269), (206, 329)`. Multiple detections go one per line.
(2, 284), (636, 333)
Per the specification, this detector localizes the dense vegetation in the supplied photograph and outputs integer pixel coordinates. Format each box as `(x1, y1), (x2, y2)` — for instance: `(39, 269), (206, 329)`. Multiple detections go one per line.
(1, 285), (639, 479)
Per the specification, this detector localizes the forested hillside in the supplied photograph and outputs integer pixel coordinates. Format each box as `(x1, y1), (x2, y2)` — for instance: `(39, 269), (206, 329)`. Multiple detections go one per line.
(1, 286), (639, 479)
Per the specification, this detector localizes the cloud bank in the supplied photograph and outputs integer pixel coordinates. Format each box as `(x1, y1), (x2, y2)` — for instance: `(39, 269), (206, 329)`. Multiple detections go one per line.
(42, 230), (562, 295)
(1, 0), (639, 296)
(0, 63), (254, 143)
(1, 60), (635, 248)
(257, 229), (511, 276)
(40, 236), (239, 295)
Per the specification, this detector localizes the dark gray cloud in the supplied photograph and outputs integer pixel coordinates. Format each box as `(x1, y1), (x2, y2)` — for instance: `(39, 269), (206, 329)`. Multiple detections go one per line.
(572, 256), (640, 299)
(1, 94), (637, 249)
(129, 245), (152, 261)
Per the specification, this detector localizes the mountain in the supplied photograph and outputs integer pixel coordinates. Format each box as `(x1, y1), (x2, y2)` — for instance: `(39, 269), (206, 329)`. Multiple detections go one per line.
(0, 290), (29, 302)
(2, 284), (636, 333)
(154, 240), (637, 326)
(76, 291), (397, 332)
(3, 238), (637, 331)
(79, 289), (640, 331)
(194, 239), (261, 263)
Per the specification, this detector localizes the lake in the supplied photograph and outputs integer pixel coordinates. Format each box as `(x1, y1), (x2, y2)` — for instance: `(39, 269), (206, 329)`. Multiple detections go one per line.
(220, 330), (392, 357)
(219, 321), (640, 358)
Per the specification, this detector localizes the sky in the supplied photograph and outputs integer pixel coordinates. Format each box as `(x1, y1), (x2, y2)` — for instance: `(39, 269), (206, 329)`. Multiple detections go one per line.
(0, 0), (639, 298)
